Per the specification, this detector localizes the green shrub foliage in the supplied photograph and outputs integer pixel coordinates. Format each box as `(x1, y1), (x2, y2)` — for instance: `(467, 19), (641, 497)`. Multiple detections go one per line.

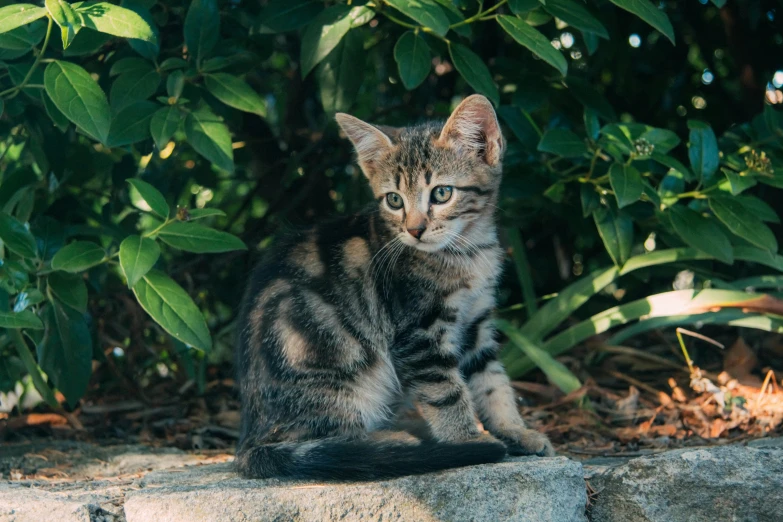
(0, 0), (781, 407)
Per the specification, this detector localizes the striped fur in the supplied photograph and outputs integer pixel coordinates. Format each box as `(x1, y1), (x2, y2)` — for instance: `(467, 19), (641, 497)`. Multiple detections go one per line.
(236, 96), (553, 481)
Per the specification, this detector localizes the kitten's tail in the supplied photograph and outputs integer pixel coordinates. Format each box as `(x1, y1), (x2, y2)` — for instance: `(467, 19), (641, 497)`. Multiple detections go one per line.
(235, 436), (507, 480)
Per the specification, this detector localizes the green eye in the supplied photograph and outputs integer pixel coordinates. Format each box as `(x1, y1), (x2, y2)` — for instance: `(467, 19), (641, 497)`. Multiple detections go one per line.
(431, 185), (453, 204)
(386, 192), (404, 209)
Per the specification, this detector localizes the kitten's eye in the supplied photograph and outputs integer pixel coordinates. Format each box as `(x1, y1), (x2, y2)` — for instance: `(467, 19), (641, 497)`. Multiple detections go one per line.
(386, 192), (404, 209)
(431, 185), (453, 204)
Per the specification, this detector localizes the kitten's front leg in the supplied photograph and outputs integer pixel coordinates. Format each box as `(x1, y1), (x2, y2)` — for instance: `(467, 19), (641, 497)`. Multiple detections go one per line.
(400, 334), (494, 444)
(461, 314), (555, 457)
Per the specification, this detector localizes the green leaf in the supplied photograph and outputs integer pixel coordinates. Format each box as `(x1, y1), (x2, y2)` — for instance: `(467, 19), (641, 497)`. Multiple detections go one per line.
(0, 19), (46, 52)
(737, 195), (780, 224)
(44, 60), (111, 144)
(183, 208), (226, 221)
(167, 70), (184, 99)
(593, 206), (633, 266)
(640, 128), (680, 154)
(385, 0), (450, 37)
(609, 163), (644, 209)
(150, 106), (182, 150)
(75, 1), (156, 42)
(157, 221), (246, 253)
(256, 0), (322, 34)
(122, 0), (159, 60)
(514, 246), (783, 364)
(47, 0), (82, 49)
(497, 15), (567, 76)
(51, 241), (106, 272)
(119, 235), (160, 288)
(608, 0), (675, 45)
(0, 4), (48, 35)
(107, 100), (158, 146)
(543, 183), (565, 202)
(543, 0), (608, 39)
(719, 168), (757, 196)
(688, 120), (719, 184)
(300, 6), (370, 77)
(543, 289), (775, 364)
(0, 99), (3, 117)
(612, 309), (783, 346)
(394, 31), (431, 91)
(497, 106), (539, 149)
(497, 319), (582, 394)
(132, 270), (212, 350)
(62, 27), (111, 56)
(0, 310), (43, 330)
(159, 57), (187, 71)
(47, 272), (88, 312)
(653, 152), (695, 182)
(110, 66), (160, 111)
(509, 0), (543, 15)
(669, 205), (733, 264)
(184, 106), (234, 173)
(127, 178), (169, 219)
(0, 212), (37, 259)
(184, 0), (219, 62)
(584, 108), (600, 140)
(449, 43), (499, 106)
(710, 196), (778, 252)
(432, 0), (470, 37)
(31, 217), (64, 261)
(204, 73), (267, 117)
(317, 29), (364, 113)
(537, 128), (587, 157)
(38, 301), (92, 407)
(580, 184), (600, 217)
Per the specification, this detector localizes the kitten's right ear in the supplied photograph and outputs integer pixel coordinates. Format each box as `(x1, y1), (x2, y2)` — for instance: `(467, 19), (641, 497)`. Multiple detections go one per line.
(335, 113), (393, 178)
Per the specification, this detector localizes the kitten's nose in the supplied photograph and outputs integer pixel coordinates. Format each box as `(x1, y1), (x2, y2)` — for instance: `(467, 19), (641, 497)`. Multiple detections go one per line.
(407, 225), (426, 239)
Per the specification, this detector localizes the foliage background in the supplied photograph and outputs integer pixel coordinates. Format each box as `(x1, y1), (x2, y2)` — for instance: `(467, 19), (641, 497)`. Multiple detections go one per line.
(1, 0), (782, 415)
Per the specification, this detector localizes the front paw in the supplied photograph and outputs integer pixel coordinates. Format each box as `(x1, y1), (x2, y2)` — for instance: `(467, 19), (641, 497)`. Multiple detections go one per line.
(499, 428), (555, 457)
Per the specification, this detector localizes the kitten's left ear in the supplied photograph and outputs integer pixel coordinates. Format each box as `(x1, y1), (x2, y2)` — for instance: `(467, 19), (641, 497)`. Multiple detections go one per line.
(437, 95), (504, 167)
(335, 113), (393, 178)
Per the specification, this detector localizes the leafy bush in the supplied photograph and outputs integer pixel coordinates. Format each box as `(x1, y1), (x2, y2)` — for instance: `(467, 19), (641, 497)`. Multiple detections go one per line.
(0, 0), (781, 409)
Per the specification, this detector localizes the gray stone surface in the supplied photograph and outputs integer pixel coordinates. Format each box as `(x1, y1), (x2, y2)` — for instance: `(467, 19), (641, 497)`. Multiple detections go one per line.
(3, 438), (782, 522)
(124, 457), (587, 522)
(589, 443), (783, 522)
(0, 481), (126, 522)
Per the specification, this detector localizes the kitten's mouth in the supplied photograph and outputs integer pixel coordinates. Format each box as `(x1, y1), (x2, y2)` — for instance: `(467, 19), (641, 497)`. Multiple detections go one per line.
(400, 234), (449, 252)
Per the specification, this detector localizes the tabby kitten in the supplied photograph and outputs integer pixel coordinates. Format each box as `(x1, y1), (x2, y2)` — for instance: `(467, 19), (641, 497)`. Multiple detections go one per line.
(235, 95), (554, 480)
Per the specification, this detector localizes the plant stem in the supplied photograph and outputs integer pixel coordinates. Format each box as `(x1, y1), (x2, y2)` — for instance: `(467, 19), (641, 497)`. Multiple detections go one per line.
(143, 218), (173, 238)
(676, 184), (720, 200)
(0, 16), (53, 99)
(451, 0), (508, 29)
(377, 8), (450, 43)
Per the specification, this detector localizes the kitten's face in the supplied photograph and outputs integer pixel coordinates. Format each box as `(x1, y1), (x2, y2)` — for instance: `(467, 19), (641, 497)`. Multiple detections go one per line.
(336, 95), (504, 253)
(370, 126), (498, 252)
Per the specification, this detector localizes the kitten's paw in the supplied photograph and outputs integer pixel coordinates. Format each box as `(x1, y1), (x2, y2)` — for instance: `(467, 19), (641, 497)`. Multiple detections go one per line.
(500, 428), (555, 457)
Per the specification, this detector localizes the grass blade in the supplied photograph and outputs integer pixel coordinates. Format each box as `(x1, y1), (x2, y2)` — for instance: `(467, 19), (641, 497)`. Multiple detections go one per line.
(496, 319), (582, 394)
(505, 227), (538, 318)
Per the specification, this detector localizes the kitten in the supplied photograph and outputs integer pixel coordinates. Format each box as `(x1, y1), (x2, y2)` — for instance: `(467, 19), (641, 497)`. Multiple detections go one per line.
(235, 95), (554, 480)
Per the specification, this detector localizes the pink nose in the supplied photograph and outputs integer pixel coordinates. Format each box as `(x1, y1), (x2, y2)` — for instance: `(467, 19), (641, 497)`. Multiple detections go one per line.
(407, 226), (425, 239)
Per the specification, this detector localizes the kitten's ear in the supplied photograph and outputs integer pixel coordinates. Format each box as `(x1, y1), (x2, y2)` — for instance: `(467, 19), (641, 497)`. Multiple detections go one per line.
(437, 95), (504, 167)
(335, 113), (393, 177)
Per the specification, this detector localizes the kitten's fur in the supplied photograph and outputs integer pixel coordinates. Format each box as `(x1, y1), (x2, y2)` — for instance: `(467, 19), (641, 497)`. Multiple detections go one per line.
(235, 96), (554, 480)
